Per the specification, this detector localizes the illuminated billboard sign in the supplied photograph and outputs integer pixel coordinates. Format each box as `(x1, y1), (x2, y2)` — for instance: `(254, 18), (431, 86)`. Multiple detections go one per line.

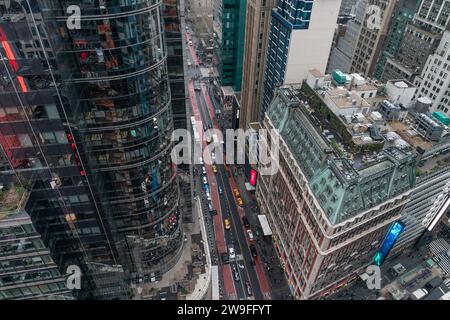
(250, 169), (258, 186)
(373, 221), (404, 266)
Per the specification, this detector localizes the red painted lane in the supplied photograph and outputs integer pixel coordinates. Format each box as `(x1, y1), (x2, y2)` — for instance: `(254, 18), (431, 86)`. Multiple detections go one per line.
(254, 257), (271, 296)
(185, 32), (200, 65)
(222, 265), (237, 299)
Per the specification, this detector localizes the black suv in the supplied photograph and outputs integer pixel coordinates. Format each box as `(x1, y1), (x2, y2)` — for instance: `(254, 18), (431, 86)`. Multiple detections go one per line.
(242, 216), (250, 228)
(249, 244), (258, 257)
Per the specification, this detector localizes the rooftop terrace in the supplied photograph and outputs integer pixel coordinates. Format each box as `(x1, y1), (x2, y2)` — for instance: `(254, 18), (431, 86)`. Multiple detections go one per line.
(266, 85), (417, 224)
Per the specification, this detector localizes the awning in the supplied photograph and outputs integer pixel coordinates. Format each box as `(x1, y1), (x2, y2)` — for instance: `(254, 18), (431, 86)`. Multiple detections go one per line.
(244, 182), (256, 191)
(257, 214), (272, 236)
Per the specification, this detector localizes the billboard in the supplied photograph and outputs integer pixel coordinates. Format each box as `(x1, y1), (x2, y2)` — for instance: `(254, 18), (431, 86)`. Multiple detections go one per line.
(373, 221), (405, 266)
(250, 169), (258, 186)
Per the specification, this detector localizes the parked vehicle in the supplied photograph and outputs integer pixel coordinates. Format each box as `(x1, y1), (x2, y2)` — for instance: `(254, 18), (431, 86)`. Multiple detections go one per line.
(224, 219), (231, 230)
(212, 164), (218, 173)
(218, 186), (224, 195)
(202, 176), (208, 185)
(246, 282), (253, 296)
(249, 244), (257, 257)
(247, 229), (255, 241)
(228, 247), (235, 260)
(242, 216), (250, 228)
(232, 265), (240, 282)
(237, 197), (244, 206)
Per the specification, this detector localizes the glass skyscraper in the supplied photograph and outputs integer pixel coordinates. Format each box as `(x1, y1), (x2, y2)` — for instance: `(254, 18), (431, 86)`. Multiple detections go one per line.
(0, 0), (182, 298)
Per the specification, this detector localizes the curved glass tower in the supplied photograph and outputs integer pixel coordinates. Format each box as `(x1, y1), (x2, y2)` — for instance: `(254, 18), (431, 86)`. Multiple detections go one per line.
(55, 0), (183, 276)
(0, 0), (182, 297)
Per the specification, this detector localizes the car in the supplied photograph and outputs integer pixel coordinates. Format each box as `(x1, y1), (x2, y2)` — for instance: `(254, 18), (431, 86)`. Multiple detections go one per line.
(228, 247), (235, 260)
(202, 176), (208, 185)
(211, 152), (216, 161)
(233, 188), (240, 198)
(247, 229), (254, 241)
(232, 265), (240, 282)
(189, 40), (193, 46)
(218, 186), (224, 195)
(199, 157), (204, 165)
(202, 166), (206, 175)
(210, 209), (217, 216)
(206, 192), (211, 201)
(221, 252), (230, 264)
(242, 216), (250, 228)
(185, 26), (189, 30)
(224, 219), (231, 230)
(237, 197), (244, 206)
(249, 244), (257, 257)
(208, 203), (214, 212)
(194, 85), (201, 91)
(203, 125), (207, 131)
(246, 282), (253, 296)
(212, 164), (218, 173)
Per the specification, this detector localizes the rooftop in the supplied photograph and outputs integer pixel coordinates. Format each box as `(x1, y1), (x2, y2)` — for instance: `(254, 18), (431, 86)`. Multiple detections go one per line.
(266, 84), (417, 224)
(387, 79), (415, 89)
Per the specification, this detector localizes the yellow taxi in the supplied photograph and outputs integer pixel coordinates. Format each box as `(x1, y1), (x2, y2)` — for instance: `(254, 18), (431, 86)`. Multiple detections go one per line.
(212, 164), (218, 173)
(233, 188), (240, 198)
(224, 218), (231, 230)
(236, 197), (244, 206)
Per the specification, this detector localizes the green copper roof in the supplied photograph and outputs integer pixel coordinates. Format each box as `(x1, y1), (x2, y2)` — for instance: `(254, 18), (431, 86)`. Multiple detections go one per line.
(266, 86), (417, 224)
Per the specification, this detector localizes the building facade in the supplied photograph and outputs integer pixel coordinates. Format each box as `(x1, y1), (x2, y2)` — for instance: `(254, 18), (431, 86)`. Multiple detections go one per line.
(414, 31), (450, 116)
(380, 0), (450, 82)
(213, 0), (247, 90)
(256, 82), (417, 299)
(393, 168), (450, 254)
(164, 0), (188, 132)
(0, 183), (73, 300)
(239, 0), (276, 130)
(328, 0), (367, 74)
(348, 0), (397, 77)
(0, 0), (182, 298)
(373, 0), (420, 79)
(261, 0), (342, 120)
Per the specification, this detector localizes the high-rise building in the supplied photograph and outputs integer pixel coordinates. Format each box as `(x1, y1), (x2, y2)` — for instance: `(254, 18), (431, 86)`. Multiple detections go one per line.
(0, 182), (73, 300)
(164, 0), (189, 132)
(339, 0), (357, 15)
(414, 31), (450, 116)
(0, 0), (182, 298)
(373, 0), (420, 79)
(261, 0), (342, 120)
(348, 0), (397, 76)
(380, 0), (450, 82)
(239, 0), (276, 130)
(256, 76), (417, 299)
(328, 0), (367, 74)
(392, 168), (450, 254)
(213, 0), (247, 90)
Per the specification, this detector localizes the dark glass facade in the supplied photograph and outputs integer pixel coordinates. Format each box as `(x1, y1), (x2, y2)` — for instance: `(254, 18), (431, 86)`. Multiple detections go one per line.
(0, 0), (182, 298)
